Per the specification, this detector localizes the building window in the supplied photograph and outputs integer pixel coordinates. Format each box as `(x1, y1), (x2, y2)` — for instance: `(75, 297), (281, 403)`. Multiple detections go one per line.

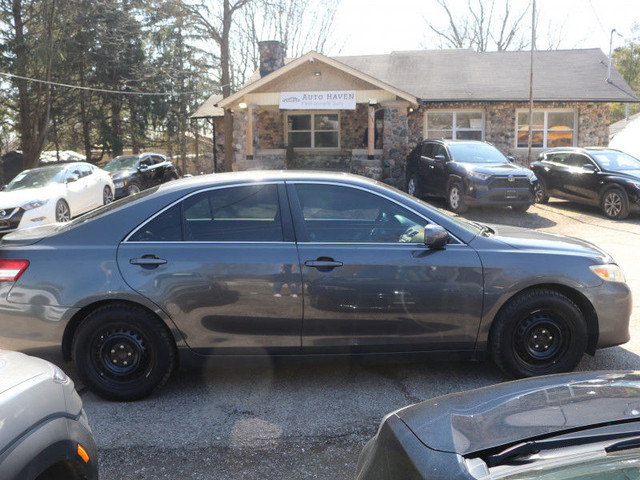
(287, 113), (339, 148)
(426, 111), (483, 140)
(517, 110), (575, 148)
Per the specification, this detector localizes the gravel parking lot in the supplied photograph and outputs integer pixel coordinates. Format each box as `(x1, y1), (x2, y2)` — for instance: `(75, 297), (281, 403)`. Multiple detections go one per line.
(76, 199), (640, 480)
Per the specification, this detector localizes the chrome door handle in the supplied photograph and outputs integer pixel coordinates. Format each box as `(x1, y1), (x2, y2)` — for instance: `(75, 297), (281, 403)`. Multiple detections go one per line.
(304, 260), (343, 268)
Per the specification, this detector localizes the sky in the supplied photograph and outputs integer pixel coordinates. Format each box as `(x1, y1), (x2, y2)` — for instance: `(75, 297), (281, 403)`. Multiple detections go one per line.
(331, 0), (640, 56)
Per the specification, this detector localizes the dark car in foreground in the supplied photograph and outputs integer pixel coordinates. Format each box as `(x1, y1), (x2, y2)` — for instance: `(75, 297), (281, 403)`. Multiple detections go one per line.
(531, 147), (640, 219)
(0, 172), (631, 400)
(406, 139), (536, 213)
(356, 371), (640, 480)
(103, 152), (178, 199)
(0, 350), (97, 480)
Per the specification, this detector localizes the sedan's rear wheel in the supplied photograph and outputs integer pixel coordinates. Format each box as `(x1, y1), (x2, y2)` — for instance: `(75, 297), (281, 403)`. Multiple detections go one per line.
(406, 175), (418, 197)
(534, 179), (549, 204)
(127, 183), (141, 196)
(55, 200), (71, 222)
(490, 289), (587, 378)
(600, 188), (629, 220)
(103, 185), (114, 205)
(72, 304), (175, 401)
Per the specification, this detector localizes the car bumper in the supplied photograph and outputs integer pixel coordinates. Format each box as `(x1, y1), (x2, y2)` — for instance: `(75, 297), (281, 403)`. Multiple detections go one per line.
(586, 280), (633, 349)
(464, 184), (535, 207)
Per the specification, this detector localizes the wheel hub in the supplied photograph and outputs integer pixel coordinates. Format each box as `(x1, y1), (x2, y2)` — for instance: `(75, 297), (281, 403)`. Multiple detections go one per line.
(516, 313), (564, 363)
(96, 328), (146, 376)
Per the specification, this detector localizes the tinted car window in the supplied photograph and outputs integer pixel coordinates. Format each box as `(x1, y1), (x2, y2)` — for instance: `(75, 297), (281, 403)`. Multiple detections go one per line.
(567, 154), (591, 168)
(447, 143), (506, 163)
(183, 184), (283, 241)
(546, 152), (570, 165)
(294, 184), (426, 243)
(591, 151), (640, 171)
(130, 204), (182, 242)
(432, 144), (447, 159)
(421, 143), (433, 157)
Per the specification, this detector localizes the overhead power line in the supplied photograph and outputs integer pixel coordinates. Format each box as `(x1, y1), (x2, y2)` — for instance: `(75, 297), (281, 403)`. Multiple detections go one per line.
(0, 71), (224, 96)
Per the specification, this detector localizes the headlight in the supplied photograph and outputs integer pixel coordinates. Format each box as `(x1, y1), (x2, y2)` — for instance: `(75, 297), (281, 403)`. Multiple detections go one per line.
(528, 172), (537, 182)
(467, 171), (491, 182)
(627, 180), (640, 189)
(22, 200), (47, 210)
(590, 264), (626, 283)
(51, 364), (70, 384)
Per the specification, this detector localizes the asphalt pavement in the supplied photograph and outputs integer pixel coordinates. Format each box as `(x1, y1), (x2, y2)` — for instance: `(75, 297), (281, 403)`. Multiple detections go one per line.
(75, 199), (640, 480)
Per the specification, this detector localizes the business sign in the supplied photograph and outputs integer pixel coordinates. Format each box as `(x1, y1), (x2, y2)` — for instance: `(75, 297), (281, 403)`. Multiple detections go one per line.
(279, 91), (356, 110)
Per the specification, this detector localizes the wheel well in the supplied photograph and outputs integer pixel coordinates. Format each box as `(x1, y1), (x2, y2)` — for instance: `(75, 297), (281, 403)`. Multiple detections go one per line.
(35, 459), (83, 480)
(62, 300), (177, 362)
(491, 284), (599, 356)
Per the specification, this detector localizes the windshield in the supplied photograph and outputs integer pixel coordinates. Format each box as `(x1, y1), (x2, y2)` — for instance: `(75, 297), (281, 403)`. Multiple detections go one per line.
(448, 143), (508, 164)
(590, 151), (640, 171)
(5, 166), (66, 191)
(103, 155), (139, 172)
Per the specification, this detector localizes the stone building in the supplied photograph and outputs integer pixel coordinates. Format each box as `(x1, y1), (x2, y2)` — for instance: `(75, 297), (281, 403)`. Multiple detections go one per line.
(194, 43), (637, 188)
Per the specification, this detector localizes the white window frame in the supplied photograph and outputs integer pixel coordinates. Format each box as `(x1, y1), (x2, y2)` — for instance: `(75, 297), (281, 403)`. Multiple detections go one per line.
(515, 109), (576, 149)
(424, 110), (484, 141)
(285, 111), (341, 149)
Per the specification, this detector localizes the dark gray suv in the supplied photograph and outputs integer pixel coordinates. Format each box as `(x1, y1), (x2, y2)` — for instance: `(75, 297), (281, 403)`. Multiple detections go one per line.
(0, 172), (631, 400)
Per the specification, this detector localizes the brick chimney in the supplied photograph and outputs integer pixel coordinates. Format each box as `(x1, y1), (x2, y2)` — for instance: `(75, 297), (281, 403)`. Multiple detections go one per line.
(258, 41), (286, 77)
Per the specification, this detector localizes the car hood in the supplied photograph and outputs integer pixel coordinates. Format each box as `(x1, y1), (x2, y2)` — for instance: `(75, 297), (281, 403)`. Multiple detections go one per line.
(395, 371), (640, 456)
(0, 350), (52, 394)
(611, 169), (640, 180)
(109, 169), (135, 180)
(459, 162), (531, 176)
(483, 223), (612, 261)
(0, 185), (62, 208)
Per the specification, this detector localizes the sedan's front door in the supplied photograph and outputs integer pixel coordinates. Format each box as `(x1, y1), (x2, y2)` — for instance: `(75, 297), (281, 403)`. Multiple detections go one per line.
(117, 182), (303, 354)
(287, 182), (484, 353)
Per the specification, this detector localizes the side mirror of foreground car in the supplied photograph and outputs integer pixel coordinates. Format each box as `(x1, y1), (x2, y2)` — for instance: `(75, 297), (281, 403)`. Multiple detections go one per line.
(66, 174), (79, 183)
(423, 224), (449, 250)
(507, 155), (516, 163)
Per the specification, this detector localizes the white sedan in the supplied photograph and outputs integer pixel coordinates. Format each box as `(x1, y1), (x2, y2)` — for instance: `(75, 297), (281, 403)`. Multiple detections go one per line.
(0, 162), (114, 234)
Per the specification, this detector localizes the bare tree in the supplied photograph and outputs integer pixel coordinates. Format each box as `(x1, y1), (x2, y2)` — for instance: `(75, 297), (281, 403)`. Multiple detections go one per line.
(424, 0), (531, 52)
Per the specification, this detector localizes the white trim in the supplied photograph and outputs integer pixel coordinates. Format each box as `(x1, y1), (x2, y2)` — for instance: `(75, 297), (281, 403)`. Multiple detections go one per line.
(285, 111), (341, 149)
(424, 110), (485, 141)
(515, 109), (576, 149)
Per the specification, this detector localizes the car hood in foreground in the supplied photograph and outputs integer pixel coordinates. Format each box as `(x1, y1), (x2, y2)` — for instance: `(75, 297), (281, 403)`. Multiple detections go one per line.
(0, 350), (52, 394)
(0, 184), (62, 209)
(458, 162), (531, 176)
(108, 169), (135, 180)
(484, 223), (612, 260)
(395, 371), (640, 456)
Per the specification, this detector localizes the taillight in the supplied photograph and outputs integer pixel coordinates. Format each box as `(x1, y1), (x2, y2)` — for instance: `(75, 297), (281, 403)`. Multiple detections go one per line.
(0, 260), (29, 281)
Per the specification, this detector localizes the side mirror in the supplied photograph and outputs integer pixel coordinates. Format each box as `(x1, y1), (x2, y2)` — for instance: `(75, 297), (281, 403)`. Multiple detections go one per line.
(434, 154), (446, 162)
(507, 156), (516, 163)
(66, 174), (79, 183)
(583, 163), (597, 172)
(138, 164), (149, 172)
(423, 224), (449, 250)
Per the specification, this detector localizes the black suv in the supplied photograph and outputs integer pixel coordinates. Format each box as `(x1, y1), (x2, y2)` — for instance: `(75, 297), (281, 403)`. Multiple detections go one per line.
(406, 139), (536, 213)
(531, 147), (640, 220)
(103, 153), (179, 199)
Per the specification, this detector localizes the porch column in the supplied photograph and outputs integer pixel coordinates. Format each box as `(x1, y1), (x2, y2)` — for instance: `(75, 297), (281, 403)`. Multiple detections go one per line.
(367, 105), (375, 159)
(382, 100), (410, 188)
(246, 104), (255, 159)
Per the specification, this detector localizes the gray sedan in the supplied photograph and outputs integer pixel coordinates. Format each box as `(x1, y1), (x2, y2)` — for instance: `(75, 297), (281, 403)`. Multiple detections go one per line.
(0, 172), (632, 400)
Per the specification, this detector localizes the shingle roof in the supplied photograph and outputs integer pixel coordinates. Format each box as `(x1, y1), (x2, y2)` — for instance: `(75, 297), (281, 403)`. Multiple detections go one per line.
(190, 94), (224, 119)
(333, 48), (638, 102)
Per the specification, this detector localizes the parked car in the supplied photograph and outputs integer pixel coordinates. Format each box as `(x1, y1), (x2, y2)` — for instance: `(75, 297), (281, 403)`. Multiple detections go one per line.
(0, 350), (97, 480)
(406, 139), (537, 213)
(531, 147), (640, 219)
(103, 153), (179, 199)
(356, 371), (640, 480)
(0, 163), (114, 235)
(0, 172), (631, 400)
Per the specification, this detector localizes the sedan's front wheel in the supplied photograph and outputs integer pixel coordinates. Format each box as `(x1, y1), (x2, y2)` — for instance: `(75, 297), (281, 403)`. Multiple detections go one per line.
(447, 181), (468, 213)
(490, 289), (587, 378)
(55, 199), (71, 222)
(72, 304), (176, 401)
(600, 188), (629, 220)
(103, 185), (114, 205)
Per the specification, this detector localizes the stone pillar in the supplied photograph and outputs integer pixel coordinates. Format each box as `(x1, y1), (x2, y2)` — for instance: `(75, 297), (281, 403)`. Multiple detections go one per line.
(382, 100), (410, 188)
(367, 105), (375, 159)
(246, 105), (254, 159)
(232, 108), (247, 170)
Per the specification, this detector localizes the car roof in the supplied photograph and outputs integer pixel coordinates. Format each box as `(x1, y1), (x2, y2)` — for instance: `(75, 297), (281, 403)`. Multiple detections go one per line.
(542, 146), (626, 155)
(423, 139), (486, 145)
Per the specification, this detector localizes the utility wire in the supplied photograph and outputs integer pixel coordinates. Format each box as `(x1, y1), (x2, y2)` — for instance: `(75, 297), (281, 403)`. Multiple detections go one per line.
(0, 71), (225, 96)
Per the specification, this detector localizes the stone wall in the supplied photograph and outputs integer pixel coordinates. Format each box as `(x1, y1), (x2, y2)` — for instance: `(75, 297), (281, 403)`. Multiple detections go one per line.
(340, 104), (368, 149)
(257, 110), (283, 149)
(382, 102), (409, 188)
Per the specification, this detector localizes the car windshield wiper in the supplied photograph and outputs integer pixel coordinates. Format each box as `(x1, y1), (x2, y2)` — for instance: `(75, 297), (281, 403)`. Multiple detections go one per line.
(486, 431), (640, 467)
(469, 221), (493, 237)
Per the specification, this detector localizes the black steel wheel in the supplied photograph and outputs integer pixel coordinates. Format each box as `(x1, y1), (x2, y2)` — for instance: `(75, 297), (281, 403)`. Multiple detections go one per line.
(55, 199), (71, 222)
(72, 304), (175, 401)
(600, 187), (629, 220)
(490, 289), (587, 378)
(534, 180), (549, 204)
(447, 181), (468, 213)
(103, 185), (114, 204)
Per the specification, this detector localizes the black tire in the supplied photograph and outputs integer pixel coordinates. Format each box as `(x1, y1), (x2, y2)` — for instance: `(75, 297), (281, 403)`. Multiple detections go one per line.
(534, 179), (549, 204)
(406, 175), (419, 197)
(103, 185), (114, 205)
(72, 303), (176, 401)
(511, 204), (530, 213)
(600, 187), (629, 220)
(127, 182), (141, 196)
(490, 289), (587, 378)
(447, 181), (468, 213)
(55, 199), (71, 222)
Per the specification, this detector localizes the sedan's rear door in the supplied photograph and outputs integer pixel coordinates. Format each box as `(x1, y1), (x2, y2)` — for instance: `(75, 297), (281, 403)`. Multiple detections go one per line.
(117, 182), (303, 354)
(287, 181), (484, 353)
